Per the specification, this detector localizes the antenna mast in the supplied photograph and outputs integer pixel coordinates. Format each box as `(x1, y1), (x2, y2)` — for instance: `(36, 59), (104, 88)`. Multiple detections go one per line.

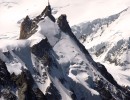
(48, 0), (50, 6)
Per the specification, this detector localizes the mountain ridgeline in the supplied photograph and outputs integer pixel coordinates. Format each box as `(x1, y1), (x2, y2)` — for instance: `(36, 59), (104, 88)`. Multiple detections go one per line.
(0, 3), (130, 100)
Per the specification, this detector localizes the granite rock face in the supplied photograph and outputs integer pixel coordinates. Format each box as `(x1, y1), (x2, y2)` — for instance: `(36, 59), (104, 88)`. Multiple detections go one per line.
(1, 3), (130, 100)
(19, 16), (33, 39)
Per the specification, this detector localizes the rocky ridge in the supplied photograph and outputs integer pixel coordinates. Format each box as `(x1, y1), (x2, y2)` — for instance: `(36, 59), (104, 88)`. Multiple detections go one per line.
(0, 3), (130, 100)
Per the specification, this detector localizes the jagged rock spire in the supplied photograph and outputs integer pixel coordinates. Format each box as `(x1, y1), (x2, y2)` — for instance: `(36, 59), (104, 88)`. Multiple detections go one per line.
(44, 1), (55, 22)
(45, 1), (51, 16)
(33, 0), (55, 22)
(19, 15), (33, 39)
(48, 0), (50, 6)
(57, 14), (72, 33)
(34, 1), (55, 22)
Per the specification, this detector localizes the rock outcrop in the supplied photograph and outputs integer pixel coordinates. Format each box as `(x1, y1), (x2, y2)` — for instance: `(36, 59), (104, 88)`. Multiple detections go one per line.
(0, 59), (11, 86)
(19, 3), (55, 40)
(0, 59), (17, 100)
(57, 14), (71, 33)
(0, 58), (47, 100)
(19, 16), (33, 39)
(34, 2), (55, 23)
(57, 14), (130, 100)
(1, 3), (130, 100)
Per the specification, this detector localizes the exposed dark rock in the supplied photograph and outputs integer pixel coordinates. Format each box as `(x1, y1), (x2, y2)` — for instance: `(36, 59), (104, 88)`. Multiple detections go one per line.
(57, 14), (72, 33)
(1, 3), (130, 100)
(31, 38), (51, 58)
(100, 88), (113, 100)
(33, 88), (47, 100)
(0, 59), (47, 100)
(57, 13), (119, 89)
(19, 15), (38, 39)
(31, 38), (62, 100)
(95, 63), (130, 99)
(19, 2), (56, 40)
(70, 89), (77, 100)
(0, 59), (17, 100)
(0, 59), (11, 86)
(45, 83), (61, 100)
(11, 70), (47, 100)
(1, 89), (17, 100)
(57, 14), (130, 100)
(94, 79), (114, 100)
(11, 70), (34, 100)
(96, 62), (121, 89)
(95, 46), (106, 57)
(34, 2), (55, 23)
(41, 3), (55, 22)
(19, 15), (33, 39)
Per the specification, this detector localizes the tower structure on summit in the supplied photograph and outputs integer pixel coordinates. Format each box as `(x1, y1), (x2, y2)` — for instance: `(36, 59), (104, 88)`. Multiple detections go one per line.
(48, 0), (50, 6)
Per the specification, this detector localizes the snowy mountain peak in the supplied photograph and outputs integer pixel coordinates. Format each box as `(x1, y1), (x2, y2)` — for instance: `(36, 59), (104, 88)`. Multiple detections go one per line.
(35, 2), (55, 23)
(72, 7), (130, 87)
(0, 2), (130, 100)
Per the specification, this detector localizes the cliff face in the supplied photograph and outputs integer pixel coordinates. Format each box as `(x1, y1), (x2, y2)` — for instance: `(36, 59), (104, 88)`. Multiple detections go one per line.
(72, 8), (130, 87)
(0, 52), (47, 100)
(19, 4), (55, 40)
(0, 3), (130, 100)
(19, 16), (33, 39)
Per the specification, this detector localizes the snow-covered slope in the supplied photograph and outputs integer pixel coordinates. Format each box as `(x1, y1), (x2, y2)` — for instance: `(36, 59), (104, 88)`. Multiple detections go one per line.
(0, 0), (46, 39)
(1, 0), (130, 99)
(1, 0), (130, 39)
(72, 7), (130, 86)
(0, 3), (130, 100)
